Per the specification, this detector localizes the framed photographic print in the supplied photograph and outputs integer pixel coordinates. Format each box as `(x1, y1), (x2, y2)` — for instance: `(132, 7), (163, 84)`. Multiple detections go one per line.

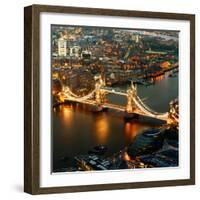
(24, 4), (195, 194)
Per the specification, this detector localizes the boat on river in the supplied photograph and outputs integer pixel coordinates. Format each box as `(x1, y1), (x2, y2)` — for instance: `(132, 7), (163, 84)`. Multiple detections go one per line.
(88, 145), (108, 155)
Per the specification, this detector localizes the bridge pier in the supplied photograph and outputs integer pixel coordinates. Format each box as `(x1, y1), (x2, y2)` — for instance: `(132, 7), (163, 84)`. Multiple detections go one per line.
(125, 82), (137, 113)
(90, 105), (104, 112)
(124, 112), (139, 121)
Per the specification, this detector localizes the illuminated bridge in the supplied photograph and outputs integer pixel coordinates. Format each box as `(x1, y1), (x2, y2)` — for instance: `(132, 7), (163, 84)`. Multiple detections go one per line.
(57, 76), (178, 125)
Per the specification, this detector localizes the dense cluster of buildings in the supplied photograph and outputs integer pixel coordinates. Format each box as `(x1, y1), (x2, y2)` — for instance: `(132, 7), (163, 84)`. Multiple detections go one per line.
(52, 26), (178, 91)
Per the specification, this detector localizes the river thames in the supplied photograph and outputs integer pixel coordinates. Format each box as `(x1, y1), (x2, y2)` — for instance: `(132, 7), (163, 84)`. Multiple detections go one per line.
(52, 72), (178, 172)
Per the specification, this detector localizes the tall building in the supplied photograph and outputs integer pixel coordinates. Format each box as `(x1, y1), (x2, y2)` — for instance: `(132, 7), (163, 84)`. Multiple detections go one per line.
(81, 50), (92, 60)
(58, 37), (67, 57)
(135, 35), (139, 43)
(69, 46), (81, 58)
(132, 34), (140, 43)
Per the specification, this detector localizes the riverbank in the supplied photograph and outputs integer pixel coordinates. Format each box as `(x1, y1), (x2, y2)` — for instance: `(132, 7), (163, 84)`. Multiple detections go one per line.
(163, 64), (178, 73)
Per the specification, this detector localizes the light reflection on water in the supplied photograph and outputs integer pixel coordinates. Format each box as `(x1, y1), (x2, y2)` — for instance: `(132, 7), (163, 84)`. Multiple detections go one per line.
(94, 113), (109, 144)
(55, 104), (143, 143)
(53, 104), (149, 170)
(124, 122), (145, 143)
(62, 105), (73, 126)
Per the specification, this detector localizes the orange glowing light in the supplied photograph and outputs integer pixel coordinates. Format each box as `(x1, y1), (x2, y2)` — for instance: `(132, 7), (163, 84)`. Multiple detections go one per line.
(58, 93), (65, 103)
(151, 75), (164, 83)
(160, 61), (171, 69)
(124, 122), (140, 141)
(62, 106), (73, 126)
(124, 152), (131, 161)
(95, 115), (109, 144)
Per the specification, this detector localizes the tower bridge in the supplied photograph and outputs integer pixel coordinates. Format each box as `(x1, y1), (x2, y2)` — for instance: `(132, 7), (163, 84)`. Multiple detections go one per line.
(58, 76), (178, 125)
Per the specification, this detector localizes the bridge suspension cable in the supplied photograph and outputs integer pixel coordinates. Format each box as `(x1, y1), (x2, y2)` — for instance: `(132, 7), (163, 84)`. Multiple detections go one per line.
(132, 95), (168, 119)
(63, 88), (96, 101)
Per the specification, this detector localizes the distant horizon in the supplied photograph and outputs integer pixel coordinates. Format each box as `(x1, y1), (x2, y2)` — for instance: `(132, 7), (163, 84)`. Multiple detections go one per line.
(51, 24), (180, 34)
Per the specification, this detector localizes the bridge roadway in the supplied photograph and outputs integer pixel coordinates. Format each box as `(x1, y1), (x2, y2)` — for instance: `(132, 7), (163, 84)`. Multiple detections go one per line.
(64, 97), (167, 121)
(101, 87), (127, 96)
(65, 97), (126, 111)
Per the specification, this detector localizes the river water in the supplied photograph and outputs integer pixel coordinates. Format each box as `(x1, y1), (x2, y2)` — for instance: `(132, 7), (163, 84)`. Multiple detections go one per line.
(53, 72), (178, 172)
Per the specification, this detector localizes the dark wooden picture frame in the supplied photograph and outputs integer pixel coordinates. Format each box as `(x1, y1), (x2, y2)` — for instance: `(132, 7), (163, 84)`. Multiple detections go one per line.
(24, 4), (195, 194)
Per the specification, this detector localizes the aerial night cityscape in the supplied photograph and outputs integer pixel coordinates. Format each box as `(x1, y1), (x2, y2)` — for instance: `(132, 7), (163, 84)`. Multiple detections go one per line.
(51, 25), (179, 173)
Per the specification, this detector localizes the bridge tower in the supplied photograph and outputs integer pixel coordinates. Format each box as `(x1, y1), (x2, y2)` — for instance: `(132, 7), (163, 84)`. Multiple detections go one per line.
(94, 75), (105, 105)
(167, 99), (179, 126)
(126, 82), (137, 113)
